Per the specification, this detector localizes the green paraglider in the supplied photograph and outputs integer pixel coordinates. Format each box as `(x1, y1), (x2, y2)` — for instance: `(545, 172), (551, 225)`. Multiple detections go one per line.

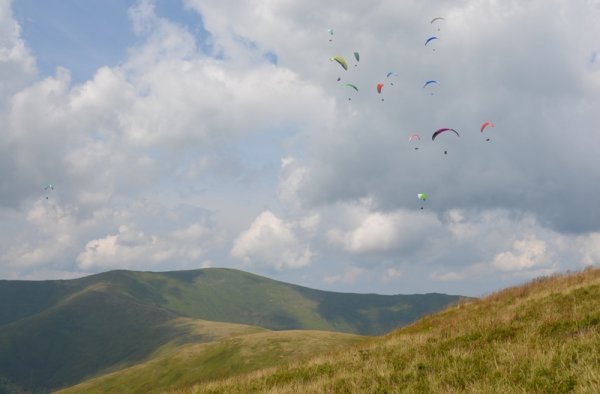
(345, 83), (359, 100)
(417, 193), (428, 210)
(330, 55), (348, 71)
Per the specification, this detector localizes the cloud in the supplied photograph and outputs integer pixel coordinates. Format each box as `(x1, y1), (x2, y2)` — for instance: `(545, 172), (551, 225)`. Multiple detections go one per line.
(184, 0), (600, 235)
(492, 235), (550, 272)
(76, 222), (208, 270)
(0, 0), (37, 102)
(326, 201), (441, 255)
(230, 210), (312, 270)
(1, 0), (599, 296)
(278, 156), (309, 212)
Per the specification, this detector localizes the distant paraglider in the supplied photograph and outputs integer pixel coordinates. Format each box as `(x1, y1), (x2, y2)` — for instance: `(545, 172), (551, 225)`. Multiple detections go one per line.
(425, 36), (438, 51)
(330, 55), (348, 71)
(423, 80), (438, 95)
(417, 193), (428, 209)
(430, 17), (445, 31)
(386, 71), (398, 85)
(327, 28), (334, 42)
(409, 133), (421, 150)
(353, 51), (360, 66)
(432, 128), (459, 154)
(481, 121), (495, 141)
(44, 184), (54, 200)
(345, 83), (359, 100)
(376, 83), (385, 101)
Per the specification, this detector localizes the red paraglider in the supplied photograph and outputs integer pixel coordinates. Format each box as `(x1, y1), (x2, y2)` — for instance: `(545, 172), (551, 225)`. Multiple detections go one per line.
(480, 121), (494, 132)
(376, 83), (385, 101)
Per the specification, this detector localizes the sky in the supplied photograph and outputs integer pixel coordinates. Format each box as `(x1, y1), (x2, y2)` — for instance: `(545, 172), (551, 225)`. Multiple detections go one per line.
(1, 0), (599, 297)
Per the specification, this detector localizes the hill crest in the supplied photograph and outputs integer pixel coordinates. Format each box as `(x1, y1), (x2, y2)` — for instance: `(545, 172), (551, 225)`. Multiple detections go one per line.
(0, 267), (464, 393)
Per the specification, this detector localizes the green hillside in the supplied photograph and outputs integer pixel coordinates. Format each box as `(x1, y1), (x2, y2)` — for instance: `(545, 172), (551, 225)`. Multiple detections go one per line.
(56, 329), (364, 394)
(0, 268), (463, 393)
(174, 267), (600, 393)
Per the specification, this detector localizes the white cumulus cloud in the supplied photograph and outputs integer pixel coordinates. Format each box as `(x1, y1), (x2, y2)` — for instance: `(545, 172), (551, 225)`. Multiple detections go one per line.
(231, 210), (312, 270)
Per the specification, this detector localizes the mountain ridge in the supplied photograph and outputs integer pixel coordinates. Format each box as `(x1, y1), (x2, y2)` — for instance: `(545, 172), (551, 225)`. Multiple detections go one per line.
(0, 267), (465, 393)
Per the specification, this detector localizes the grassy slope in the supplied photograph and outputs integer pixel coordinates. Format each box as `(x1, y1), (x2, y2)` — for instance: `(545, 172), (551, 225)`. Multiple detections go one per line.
(56, 329), (365, 394)
(0, 282), (185, 392)
(179, 267), (600, 393)
(0, 268), (463, 393)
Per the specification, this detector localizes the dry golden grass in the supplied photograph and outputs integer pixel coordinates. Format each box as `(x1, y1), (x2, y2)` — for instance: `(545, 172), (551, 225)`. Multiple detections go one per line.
(172, 267), (600, 394)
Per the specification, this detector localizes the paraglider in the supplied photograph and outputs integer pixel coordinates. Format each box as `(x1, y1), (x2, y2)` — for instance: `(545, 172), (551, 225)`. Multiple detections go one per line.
(386, 71), (398, 85)
(432, 128), (459, 154)
(376, 83), (384, 101)
(425, 36), (438, 51)
(330, 55), (348, 71)
(327, 28), (334, 42)
(409, 133), (421, 150)
(44, 184), (54, 200)
(353, 52), (360, 66)
(481, 121), (495, 141)
(345, 83), (359, 100)
(423, 80), (438, 95)
(417, 193), (428, 210)
(430, 17), (445, 31)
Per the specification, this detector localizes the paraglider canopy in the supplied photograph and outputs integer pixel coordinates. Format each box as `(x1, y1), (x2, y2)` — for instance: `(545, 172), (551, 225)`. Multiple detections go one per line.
(345, 83), (359, 92)
(376, 83), (385, 101)
(418, 193), (428, 209)
(430, 17), (445, 31)
(432, 128), (459, 140)
(425, 36), (438, 46)
(409, 133), (421, 149)
(386, 71), (398, 85)
(330, 55), (348, 71)
(44, 184), (54, 200)
(480, 121), (495, 132)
